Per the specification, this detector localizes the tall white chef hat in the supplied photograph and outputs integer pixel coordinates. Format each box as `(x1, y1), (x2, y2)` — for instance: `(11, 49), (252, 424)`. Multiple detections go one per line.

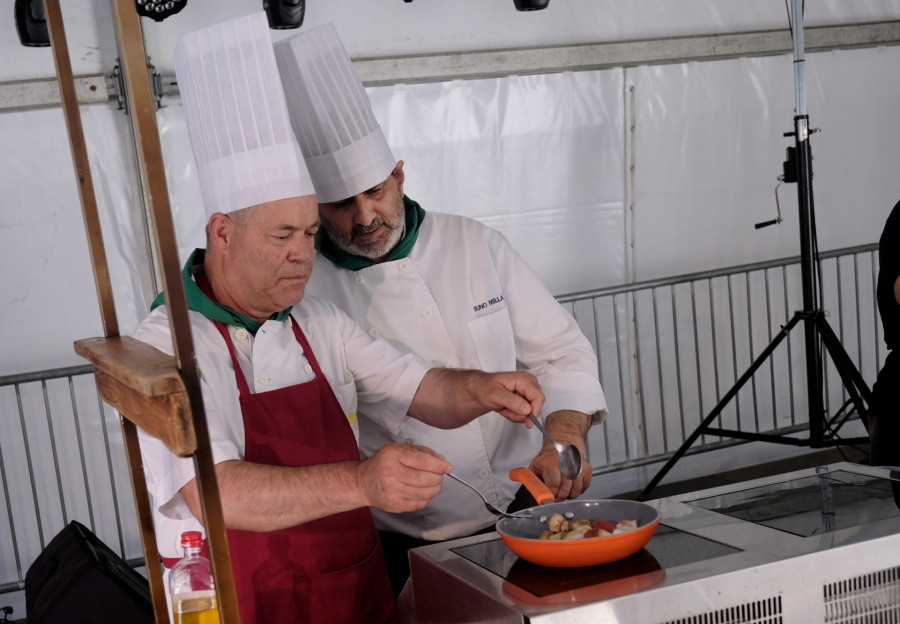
(274, 23), (396, 203)
(173, 12), (315, 219)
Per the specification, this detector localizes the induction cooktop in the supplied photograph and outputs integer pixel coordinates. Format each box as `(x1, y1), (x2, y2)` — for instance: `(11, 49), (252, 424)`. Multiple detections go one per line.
(406, 462), (900, 624)
(450, 524), (740, 598)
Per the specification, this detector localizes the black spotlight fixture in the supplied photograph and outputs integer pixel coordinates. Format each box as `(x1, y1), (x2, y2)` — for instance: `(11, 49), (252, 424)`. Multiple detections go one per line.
(136, 0), (188, 22)
(513, 0), (549, 10)
(14, 0), (49, 47)
(264, 0), (305, 29)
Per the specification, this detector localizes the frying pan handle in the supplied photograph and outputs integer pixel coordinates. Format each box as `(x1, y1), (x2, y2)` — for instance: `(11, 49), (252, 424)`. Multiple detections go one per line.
(508, 468), (555, 505)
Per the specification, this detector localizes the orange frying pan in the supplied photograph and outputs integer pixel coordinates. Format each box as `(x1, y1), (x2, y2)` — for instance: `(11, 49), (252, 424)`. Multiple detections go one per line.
(495, 468), (661, 568)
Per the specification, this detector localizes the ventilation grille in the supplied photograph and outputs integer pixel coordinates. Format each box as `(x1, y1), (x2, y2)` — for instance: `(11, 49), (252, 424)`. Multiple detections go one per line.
(660, 596), (783, 624)
(824, 566), (900, 623)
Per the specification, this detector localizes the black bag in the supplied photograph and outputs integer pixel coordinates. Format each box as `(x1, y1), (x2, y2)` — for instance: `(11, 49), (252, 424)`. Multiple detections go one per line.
(25, 521), (154, 624)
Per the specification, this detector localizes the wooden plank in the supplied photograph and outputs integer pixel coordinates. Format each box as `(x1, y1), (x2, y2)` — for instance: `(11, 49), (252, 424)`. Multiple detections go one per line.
(93, 369), (196, 457)
(121, 418), (171, 620)
(108, 0), (241, 617)
(44, 0), (118, 337)
(74, 336), (186, 396)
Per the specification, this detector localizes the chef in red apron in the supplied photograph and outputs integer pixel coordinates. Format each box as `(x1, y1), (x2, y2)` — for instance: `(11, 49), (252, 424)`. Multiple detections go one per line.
(137, 13), (545, 624)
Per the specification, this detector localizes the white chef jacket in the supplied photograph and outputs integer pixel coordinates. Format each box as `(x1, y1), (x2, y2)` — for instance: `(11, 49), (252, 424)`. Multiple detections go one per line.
(133, 294), (429, 559)
(306, 210), (607, 540)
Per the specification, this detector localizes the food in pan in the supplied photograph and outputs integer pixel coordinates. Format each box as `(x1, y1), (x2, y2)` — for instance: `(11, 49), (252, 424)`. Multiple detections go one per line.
(537, 513), (639, 540)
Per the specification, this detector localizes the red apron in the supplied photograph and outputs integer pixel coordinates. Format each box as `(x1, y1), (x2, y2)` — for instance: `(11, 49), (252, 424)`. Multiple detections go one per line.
(209, 317), (397, 624)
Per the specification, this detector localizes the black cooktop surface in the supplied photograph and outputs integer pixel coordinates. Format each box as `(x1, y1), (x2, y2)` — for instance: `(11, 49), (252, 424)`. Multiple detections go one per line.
(686, 469), (900, 537)
(451, 524), (740, 598)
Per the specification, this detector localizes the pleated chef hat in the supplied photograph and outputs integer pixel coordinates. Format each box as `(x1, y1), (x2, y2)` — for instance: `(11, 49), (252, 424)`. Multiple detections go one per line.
(173, 12), (315, 219)
(274, 23), (396, 203)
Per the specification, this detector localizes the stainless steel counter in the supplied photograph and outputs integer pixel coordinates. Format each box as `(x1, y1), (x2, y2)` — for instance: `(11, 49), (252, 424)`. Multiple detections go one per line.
(406, 462), (900, 623)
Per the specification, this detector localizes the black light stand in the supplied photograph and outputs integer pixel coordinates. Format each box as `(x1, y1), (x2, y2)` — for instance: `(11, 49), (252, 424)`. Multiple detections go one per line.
(638, 0), (872, 501)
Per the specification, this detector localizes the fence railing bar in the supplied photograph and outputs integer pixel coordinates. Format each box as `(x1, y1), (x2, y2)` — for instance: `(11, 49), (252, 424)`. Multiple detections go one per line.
(690, 281), (707, 447)
(16, 384), (45, 549)
(0, 364), (95, 387)
(747, 272), (761, 434)
(70, 375), (96, 532)
(632, 290), (650, 456)
(783, 265), (797, 426)
(97, 396), (126, 557)
(836, 256), (847, 406)
(652, 288), (668, 453)
(821, 258), (832, 417)
(671, 285), (686, 443)
(42, 380), (69, 526)
(854, 253), (863, 375)
(613, 293), (632, 462)
(709, 279), (723, 435)
(591, 299), (611, 465)
(555, 244), (879, 304)
(591, 422), (816, 478)
(726, 275), (741, 431)
(0, 418), (24, 588)
(765, 268), (778, 431)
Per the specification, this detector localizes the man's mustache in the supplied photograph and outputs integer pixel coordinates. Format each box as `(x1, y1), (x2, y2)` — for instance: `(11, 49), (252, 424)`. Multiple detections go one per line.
(353, 219), (387, 237)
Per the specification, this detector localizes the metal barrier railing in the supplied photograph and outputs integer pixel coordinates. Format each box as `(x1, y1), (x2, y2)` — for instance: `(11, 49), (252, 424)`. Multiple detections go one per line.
(560, 242), (880, 474)
(0, 242), (880, 596)
(0, 365), (143, 596)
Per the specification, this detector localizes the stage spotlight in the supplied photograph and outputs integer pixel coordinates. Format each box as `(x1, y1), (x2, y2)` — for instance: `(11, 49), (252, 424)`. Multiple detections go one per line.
(136, 0), (188, 22)
(264, 0), (305, 29)
(513, 0), (549, 10)
(14, 0), (49, 47)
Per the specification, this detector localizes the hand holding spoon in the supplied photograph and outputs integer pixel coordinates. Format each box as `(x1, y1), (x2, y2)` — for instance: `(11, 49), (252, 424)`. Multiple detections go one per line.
(528, 414), (583, 480)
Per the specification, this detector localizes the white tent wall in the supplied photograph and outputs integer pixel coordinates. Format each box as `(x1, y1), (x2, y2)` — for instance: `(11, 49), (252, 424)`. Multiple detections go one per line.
(2, 2), (900, 617)
(630, 49), (900, 280)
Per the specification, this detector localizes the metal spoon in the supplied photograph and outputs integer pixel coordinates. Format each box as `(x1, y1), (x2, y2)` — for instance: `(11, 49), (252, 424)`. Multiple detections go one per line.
(528, 414), (583, 480)
(446, 473), (518, 519)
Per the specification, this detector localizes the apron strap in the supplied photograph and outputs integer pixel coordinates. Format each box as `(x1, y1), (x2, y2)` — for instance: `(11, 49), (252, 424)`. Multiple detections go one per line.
(289, 319), (325, 380)
(194, 269), (253, 398)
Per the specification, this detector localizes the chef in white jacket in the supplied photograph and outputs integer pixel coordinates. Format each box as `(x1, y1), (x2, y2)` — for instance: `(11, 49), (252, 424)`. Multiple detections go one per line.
(275, 23), (607, 595)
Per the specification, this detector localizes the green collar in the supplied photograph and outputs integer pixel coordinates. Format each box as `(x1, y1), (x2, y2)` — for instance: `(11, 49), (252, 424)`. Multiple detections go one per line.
(316, 195), (426, 271)
(150, 248), (292, 333)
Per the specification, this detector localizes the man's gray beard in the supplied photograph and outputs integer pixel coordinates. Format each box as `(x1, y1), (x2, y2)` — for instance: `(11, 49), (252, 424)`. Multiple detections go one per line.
(323, 197), (406, 260)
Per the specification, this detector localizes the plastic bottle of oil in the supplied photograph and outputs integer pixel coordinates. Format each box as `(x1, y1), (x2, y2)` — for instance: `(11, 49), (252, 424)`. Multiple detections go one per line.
(169, 531), (220, 624)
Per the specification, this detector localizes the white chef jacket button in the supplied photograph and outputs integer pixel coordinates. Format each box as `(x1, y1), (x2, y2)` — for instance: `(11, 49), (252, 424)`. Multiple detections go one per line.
(478, 469), (490, 479)
(369, 328), (379, 337)
(355, 274), (365, 284)
(234, 328), (249, 341)
(403, 438), (414, 445)
(304, 363), (313, 375)
(421, 308), (433, 319)
(445, 362), (458, 369)
(258, 374), (270, 387)
(399, 260), (411, 271)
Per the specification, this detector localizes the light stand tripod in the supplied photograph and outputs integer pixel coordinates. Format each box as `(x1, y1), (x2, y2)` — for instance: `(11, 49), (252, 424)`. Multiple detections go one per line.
(638, 0), (872, 501)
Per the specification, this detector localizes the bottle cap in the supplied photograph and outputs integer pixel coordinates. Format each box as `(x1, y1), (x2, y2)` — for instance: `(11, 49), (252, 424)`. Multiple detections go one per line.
(180, 531), (204, 549)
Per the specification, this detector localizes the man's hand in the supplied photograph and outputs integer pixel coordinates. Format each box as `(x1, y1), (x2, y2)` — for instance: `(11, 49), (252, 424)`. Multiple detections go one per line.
(179, 444), (452, 532)
(357, 442), (452, 512)
(469, 371), (545, 424)
(527, 410), (592, 501)
(409, 368), (545, 428)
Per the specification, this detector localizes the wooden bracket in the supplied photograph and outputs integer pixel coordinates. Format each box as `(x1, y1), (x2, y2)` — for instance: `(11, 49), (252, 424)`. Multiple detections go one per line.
(74, 336), (197, 457)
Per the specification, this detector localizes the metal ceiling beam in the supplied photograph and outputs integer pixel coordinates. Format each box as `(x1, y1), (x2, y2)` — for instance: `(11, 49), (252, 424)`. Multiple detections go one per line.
(0, 74), (109, 113)
(4, 19), (899, 112)
(349, 20), (900, 86)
